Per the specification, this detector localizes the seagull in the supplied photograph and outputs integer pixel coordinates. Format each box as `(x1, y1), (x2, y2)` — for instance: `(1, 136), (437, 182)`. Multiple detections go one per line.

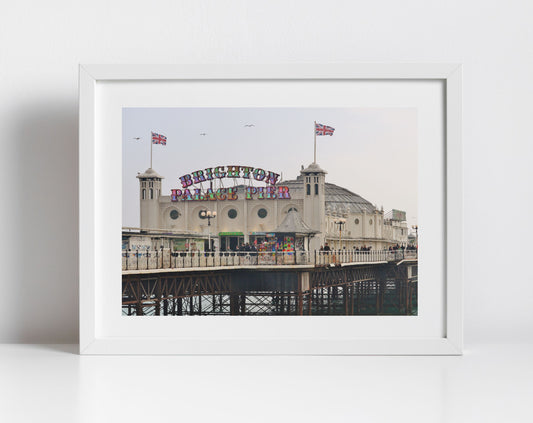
(133, 137), (141, 140)
(200, 133), (207, 136)
(244, 124), (255, 127)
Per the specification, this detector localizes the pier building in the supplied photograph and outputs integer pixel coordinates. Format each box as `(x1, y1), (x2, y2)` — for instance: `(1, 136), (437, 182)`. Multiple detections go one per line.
(124, 163), (408, 253)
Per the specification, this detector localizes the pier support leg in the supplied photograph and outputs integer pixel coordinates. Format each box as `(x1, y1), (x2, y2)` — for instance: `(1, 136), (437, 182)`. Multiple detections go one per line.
(407, 282), (412, 315)
(154, 278), (161, 316)
(239, 294), (246, 315)
(356, 282), (360, 314)
(136, 278), (143, 315)
(396, 280), (402, 313)
(376, 269), (387, 315)
(342, 285), (346, 315)
(350, 284), (354, 315)
(297, 272), (310, 316)
(230, 294), (239, 315)
(327, 287), (331, 315)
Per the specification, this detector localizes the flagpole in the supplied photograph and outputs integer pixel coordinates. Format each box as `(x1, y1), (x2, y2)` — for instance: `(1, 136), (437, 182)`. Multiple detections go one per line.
(150, 133), (153, 169)
(313, 121), (317, 163)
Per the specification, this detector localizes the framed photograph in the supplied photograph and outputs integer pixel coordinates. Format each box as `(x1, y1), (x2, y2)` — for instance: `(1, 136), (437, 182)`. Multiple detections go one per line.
(79, 64), (462, 355)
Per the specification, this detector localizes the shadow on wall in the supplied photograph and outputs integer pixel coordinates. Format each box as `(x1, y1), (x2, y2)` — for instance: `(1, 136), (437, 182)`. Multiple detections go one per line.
(9, 101), (78, 343)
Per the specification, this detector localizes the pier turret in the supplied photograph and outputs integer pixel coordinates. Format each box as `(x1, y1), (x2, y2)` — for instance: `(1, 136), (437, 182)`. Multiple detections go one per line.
(137, 168), (164, 231)
(300, 163), (326, 251)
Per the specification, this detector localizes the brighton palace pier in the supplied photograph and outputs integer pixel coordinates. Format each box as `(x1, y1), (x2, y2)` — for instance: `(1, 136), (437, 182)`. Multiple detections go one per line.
(124, 163), (409, 254)
(122, 163), (417, 316)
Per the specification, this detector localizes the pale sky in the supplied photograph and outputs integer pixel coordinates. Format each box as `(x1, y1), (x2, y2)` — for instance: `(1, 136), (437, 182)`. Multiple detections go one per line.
(122, 107), (417, 229)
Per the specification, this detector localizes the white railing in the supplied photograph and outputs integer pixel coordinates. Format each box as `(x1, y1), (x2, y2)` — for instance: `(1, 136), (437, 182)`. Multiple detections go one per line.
(315, 249), (417, 265)
(122, 249), (417, 271)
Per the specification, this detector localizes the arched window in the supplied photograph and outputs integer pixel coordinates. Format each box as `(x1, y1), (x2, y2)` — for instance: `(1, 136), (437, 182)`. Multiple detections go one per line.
(314, 184), (318, 195)
(306, 184), (310, 195)
(149, 188), (153, 199)
(142, 189), (146, 200)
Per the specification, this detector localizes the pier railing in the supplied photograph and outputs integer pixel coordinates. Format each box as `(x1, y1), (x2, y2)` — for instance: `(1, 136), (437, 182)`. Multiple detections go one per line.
(314, 249), (416, 266)
(122, 249), (417, 271)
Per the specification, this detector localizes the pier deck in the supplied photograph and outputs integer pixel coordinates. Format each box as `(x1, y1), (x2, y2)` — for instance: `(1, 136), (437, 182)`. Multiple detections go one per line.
(122, 250), (418, 316)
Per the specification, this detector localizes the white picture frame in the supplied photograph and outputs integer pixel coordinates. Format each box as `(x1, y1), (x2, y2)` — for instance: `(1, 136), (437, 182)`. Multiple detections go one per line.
(79, 64), (462, 355)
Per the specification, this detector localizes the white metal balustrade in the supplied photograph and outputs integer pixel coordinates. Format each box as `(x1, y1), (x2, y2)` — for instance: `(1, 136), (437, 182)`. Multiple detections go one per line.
(122, 249), (417, 271)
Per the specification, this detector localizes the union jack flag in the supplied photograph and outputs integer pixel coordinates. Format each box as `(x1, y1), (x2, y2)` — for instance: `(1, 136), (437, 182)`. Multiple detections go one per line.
(315, 123), (335, 136)
(151, 132), (167, 145)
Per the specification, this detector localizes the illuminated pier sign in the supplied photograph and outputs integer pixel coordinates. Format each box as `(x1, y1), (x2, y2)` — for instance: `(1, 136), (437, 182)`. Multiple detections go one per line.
(179, 165), (280, 188)
(171, 165), (291, 202)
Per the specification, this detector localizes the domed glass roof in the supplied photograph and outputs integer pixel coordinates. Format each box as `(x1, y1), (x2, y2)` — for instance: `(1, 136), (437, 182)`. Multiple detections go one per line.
(323, 183), (376, 214)
(283, 179), (376, 215)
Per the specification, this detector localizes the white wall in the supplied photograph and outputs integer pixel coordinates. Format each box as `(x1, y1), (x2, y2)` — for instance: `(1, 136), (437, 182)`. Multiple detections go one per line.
(1, 0), (532, 343)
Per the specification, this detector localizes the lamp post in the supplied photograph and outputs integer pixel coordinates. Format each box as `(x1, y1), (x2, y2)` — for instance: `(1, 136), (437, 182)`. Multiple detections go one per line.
(200, 210), (217, 251)
(333, 217), (346, 250)
(412, 224), (419, 248)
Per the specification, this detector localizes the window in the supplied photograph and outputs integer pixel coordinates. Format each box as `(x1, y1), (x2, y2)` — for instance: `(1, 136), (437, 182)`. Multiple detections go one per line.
(306, 184), (310, 195)
(314, 184), (318, 195)
(354, 218), (359, 224)
(142, 189), (146, 200)
(257, 208), (267, 218)
(228, 209), (238, 219)
(170, 210), (179, 220)
(149, 188), (153, 199)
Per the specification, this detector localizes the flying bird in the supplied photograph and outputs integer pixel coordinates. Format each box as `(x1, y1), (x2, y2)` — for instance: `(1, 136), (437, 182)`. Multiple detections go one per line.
(244, 124), (255, 127)
(133, 137), (141, 140)
(200, 133), (207, 136)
